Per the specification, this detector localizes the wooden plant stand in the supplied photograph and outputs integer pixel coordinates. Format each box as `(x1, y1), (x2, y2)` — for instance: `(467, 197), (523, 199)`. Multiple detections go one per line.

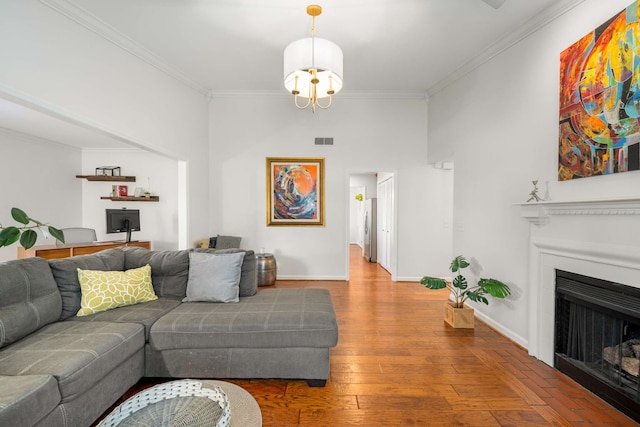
(444, 302), (475, 328)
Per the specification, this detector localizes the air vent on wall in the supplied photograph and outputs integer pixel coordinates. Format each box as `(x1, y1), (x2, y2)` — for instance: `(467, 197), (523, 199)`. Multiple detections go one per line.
(314, 137), (334, 145)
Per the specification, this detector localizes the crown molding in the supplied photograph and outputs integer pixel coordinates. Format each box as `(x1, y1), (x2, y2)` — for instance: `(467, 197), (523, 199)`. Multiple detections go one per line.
(39, 0), (209, 96)
(81, 147), (146, 154)
(427, 0), (586, 96)
(209, 90), (428, 101)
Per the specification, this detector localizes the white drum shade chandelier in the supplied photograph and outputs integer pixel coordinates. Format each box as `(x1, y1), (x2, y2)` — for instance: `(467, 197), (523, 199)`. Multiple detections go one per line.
(284, 4), (343, 112)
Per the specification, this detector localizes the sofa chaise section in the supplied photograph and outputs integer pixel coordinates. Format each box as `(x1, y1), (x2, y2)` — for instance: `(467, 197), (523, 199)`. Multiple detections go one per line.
(146, 288), (338, 385)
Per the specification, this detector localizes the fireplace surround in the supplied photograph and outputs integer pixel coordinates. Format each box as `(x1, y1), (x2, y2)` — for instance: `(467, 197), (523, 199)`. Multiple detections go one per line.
(518, 197), (640, 413)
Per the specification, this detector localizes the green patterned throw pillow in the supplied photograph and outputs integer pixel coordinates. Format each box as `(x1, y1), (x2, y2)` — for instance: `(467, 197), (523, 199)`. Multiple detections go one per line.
(76, 264), (157, 316)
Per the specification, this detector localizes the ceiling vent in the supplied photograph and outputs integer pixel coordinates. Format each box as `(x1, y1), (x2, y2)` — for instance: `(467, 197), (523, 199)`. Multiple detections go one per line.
(315, 137), (334, 145)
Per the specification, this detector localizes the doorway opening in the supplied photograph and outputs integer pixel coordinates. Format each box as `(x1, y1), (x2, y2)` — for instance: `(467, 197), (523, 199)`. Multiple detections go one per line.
(348, 171), (396, 281)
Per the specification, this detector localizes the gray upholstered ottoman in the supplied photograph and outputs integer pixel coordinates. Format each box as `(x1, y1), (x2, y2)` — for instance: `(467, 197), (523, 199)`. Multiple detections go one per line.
(145, 288), (338, 385)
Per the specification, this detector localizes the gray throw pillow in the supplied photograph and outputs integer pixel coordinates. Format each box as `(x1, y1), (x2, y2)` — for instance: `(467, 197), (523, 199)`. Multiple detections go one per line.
(193, 249), (257, 297)
(183, 252), (244, 303)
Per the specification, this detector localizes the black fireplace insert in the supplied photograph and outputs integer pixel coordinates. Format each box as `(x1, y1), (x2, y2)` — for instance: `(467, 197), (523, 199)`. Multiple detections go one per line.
(555, 270), (640, 422)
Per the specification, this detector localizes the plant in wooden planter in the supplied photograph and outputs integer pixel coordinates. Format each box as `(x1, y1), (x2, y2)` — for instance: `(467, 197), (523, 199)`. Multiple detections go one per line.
(0, 208), (65, 249)
(421, 255), (511, 328)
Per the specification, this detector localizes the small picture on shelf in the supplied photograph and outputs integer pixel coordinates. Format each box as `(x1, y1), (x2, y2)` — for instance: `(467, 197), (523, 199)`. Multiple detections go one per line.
(96, 166), (121, 176)
(134, 187), (145, 197)
(117, 185), (128, 197)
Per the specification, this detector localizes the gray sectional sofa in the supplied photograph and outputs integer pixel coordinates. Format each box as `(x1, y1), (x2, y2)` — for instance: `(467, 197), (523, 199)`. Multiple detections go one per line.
(0, 247), (338, 427)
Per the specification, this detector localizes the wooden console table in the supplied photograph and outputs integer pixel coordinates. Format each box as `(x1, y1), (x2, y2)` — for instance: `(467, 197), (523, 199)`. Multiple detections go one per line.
(18, 241), (151, 260)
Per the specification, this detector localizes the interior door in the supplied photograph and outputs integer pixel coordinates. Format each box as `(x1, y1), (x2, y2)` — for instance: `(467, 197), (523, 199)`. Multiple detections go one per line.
(377, 177), (393, 272)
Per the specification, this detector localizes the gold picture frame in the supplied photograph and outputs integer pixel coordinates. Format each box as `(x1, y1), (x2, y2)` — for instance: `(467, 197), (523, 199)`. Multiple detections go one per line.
(266, 157), (325, 226)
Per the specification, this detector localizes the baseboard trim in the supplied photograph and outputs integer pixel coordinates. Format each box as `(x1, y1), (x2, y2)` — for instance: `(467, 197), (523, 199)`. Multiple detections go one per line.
(395, 276), (422, 282)
(276, 276), (348, 281)
(474, 309), (528, 350)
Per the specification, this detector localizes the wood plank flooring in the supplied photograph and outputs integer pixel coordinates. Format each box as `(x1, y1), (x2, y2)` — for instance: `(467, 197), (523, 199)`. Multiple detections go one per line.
(113, 245), (640, 426)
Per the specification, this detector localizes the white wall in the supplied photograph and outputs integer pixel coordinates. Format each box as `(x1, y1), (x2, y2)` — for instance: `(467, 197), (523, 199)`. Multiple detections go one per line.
(80, 150), (179, 250)
(0, 1), (210, 247)
(428, 0), (639, 346)
(350, 173), (378, 199)
(210, 94), (450, 280)
(400, 165), (454, 279)
(0, 131), (82, 261)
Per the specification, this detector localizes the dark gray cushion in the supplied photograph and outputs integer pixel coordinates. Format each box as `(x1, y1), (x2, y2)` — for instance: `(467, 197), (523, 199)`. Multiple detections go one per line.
(68, 297), (181, 341)
(0, 374), (61, 427)
(48, 248), (125, 320)
(194, 249), (257, 297)
(215, 235), (241, 249)
(0, 258), (62, 348)
(124, 248), (190, 299)
(0, 321), (144, 402)
(150, 288), (338, 351)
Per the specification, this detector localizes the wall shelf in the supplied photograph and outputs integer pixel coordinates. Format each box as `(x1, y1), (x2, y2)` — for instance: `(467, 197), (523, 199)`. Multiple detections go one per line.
(76, 175), (136, 182)
(101, 196), (159, 202)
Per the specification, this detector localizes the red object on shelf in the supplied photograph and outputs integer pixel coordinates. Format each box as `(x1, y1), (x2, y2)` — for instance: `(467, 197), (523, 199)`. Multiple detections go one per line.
(117, 185), (128, 197)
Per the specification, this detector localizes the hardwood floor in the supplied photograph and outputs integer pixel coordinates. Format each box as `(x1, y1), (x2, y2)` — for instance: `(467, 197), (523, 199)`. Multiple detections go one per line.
(116, 245), (639, 426)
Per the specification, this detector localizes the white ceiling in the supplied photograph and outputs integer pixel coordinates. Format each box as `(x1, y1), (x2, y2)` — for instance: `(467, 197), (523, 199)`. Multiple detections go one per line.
(0, 97), (133, 150)
(3, 0), (578, 149)
(70, 0), (562, 92)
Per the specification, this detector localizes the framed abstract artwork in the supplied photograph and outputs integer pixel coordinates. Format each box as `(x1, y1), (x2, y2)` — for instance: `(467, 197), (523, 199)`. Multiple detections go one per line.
(558, 0), (640, 180)
(266, 157), (324, 226)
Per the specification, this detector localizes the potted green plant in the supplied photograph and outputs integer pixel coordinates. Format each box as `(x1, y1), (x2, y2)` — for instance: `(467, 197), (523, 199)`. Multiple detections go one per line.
(0, 208), (65, 249)
(421, 255), (511, 328)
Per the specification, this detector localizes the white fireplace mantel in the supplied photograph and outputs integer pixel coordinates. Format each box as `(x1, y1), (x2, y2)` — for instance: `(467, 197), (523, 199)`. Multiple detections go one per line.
(514, 197), (640, 225)
(516, 196), (640, 366)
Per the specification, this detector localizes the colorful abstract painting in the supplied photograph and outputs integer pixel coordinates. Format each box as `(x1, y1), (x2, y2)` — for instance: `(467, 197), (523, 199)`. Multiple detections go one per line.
(266, 157), (324, 226)
(559, 0), (640, 180)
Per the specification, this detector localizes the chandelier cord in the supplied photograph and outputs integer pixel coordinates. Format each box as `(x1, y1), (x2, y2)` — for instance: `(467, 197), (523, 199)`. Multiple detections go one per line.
(311, 15), (316, 71)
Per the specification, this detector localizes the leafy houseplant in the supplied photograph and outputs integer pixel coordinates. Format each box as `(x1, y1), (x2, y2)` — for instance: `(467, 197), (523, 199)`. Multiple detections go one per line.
(421, 255), (511, 328)
(0, 208), (65, 249)
(421, 255), (511, 307)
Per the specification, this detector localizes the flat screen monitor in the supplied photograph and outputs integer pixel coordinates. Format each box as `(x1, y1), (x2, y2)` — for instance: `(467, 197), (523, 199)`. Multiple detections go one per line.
(106, 208), (140, 243)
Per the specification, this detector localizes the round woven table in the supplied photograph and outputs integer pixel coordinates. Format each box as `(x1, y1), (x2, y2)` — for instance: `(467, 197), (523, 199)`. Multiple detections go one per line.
(201, 381), (262, 427)
(97, 380), (261, 427)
